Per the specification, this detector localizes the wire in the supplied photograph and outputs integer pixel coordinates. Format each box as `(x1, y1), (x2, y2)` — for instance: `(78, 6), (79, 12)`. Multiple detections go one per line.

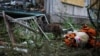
(87, 0), (100, 32)
(87, 0), (98, 29)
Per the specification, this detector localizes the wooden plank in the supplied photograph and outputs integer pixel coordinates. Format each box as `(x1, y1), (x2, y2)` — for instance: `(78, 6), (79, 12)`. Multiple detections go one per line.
(33, 18), (50, 41)
(15, 14), (49, 24)
(61, 0), (85, 7)
(90, 0), (99, 9)
(15, 16), (35, 20)
(2, 11), (15, 46)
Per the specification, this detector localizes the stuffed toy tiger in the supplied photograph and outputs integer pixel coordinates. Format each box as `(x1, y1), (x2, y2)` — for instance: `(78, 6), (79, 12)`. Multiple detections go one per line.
(64, 31), (89, 47)
(64, 24), (100, 48)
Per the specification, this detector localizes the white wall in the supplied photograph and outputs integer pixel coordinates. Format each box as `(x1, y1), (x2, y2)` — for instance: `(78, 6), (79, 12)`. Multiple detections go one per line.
(66, 5), (74, 15)
(74, 6), (88, 17)
(63, 4), (88, 17)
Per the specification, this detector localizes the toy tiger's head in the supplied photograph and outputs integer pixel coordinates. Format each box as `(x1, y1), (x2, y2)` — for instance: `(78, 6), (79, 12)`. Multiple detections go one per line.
(64, 33), (77, 47)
